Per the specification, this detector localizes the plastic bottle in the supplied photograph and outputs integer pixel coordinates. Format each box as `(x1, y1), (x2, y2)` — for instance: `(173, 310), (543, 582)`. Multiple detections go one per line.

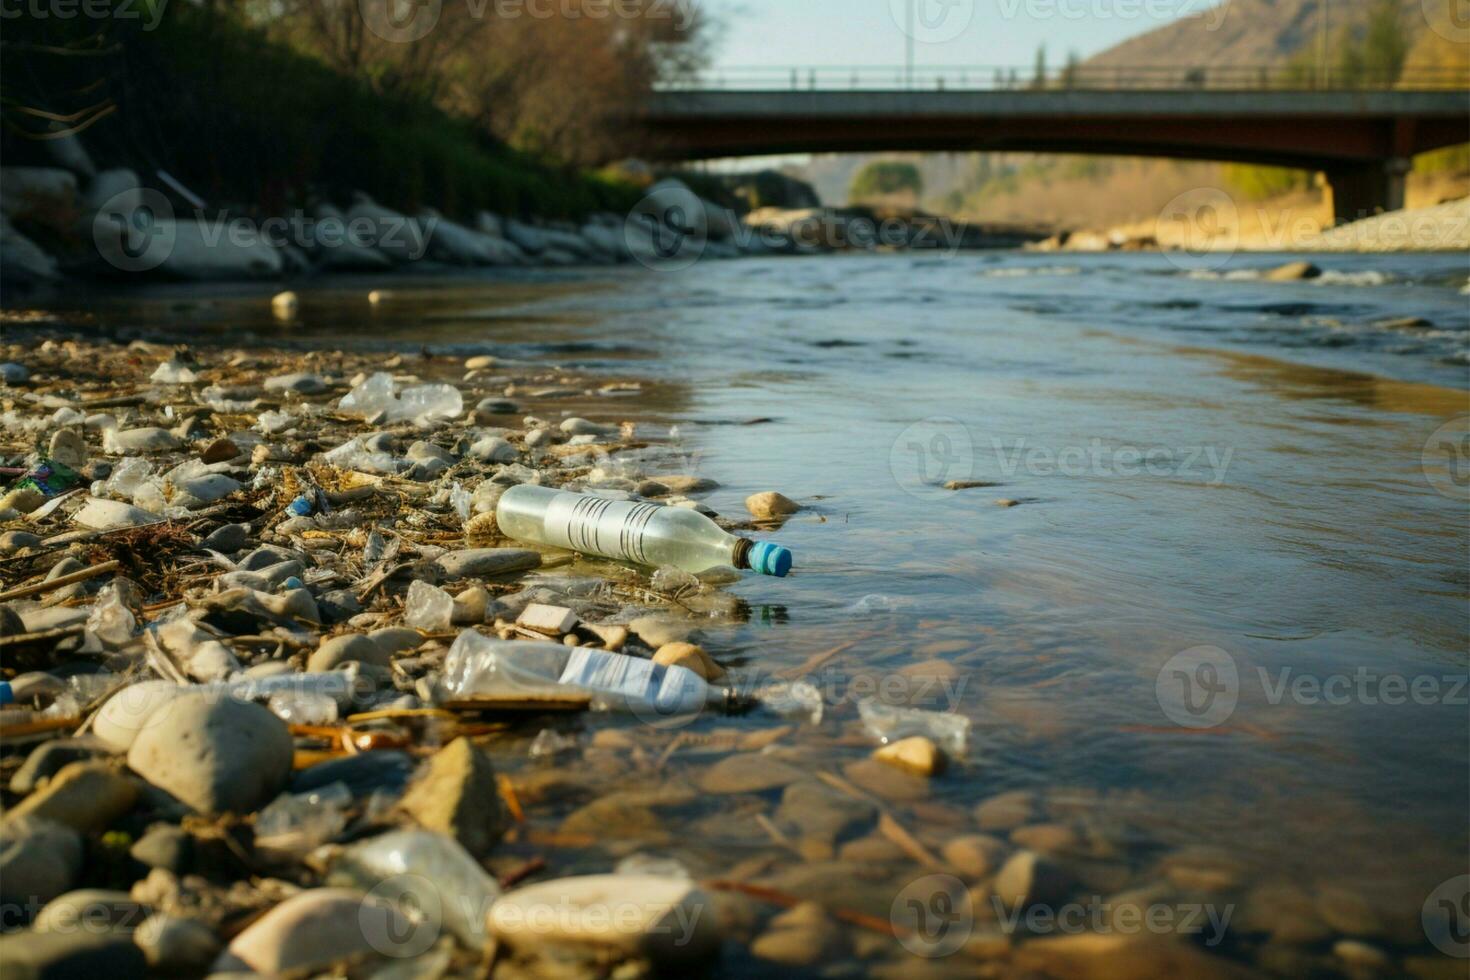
(442, 630), (728, 715)
(496, 485), (792, 577)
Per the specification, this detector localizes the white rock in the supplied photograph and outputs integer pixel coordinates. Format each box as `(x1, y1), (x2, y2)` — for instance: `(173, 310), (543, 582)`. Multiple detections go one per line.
(469, 436), (517, 463)
(560, 417), (616, 436)
(73, 497), (162, 531)
(215, 888), (410, 974)
(93, 681), (190, 752)
(489, 874), (719, 967)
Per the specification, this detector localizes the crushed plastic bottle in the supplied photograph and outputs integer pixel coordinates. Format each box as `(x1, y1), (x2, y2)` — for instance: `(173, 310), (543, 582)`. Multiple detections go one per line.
(255, 410), (295, 434)
(150, 359), (198, 384)
(856, 698), (971, 756)
(442, 630), (724, 716)
(528, 728), (578, 759)
(497, 485), (792, 577)
(448, 482), (472, 523)
(339, 372), (462, 424)
(323, 436), (402, 475)
(85, 583), (137, 649)
(268, 690), (339, 724)
(328, 829), (500, 950)
(759, 679), (824, 725)
(254, 782), (352, 860)
(404, 580), (454, 632)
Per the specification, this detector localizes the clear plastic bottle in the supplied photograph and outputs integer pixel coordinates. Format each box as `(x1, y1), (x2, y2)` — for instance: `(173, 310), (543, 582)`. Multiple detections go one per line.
(496, 485), (792, 577)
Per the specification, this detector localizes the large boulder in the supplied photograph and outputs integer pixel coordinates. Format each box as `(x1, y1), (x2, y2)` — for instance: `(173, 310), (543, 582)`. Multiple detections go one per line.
(311, 202), (394, 270)
(126, 693), (293, 814)
(419, 208), (498, 265)
(0, 167), (78, 217)
(344, 192), (430, 263)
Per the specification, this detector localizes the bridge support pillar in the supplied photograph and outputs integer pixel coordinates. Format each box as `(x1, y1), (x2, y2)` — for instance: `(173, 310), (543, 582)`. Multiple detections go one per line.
(1325, 157), (1410, 225)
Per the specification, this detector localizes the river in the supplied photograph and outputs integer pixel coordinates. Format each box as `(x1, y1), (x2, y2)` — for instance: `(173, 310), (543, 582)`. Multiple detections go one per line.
(33, 248), (1470, 975)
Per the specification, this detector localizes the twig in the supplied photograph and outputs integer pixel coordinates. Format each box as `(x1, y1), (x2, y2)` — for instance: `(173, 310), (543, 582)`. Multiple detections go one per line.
(0, 623), (85, 650)
(0, 560), (119, 601)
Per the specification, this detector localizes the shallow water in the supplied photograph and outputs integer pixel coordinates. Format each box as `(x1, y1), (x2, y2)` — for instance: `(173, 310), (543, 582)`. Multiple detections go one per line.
(30, 250), (1470, 974)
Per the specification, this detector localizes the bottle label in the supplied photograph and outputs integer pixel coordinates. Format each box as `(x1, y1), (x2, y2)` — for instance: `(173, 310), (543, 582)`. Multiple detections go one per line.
(542, 493), (660, 564)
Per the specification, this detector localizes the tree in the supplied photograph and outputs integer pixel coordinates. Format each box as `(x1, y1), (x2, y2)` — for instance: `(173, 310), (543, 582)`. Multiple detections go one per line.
(1062, 51), (1080, 89)
(1031, 45), (1047, 89)
(1361, 0), (1409, 86)
(849, 161), (923, 202)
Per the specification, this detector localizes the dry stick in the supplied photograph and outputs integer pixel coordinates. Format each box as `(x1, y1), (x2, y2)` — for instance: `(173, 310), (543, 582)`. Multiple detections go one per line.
(775, 638), (862, 680)
(0, 624), (86, 650)
(0, 560), (120, 602)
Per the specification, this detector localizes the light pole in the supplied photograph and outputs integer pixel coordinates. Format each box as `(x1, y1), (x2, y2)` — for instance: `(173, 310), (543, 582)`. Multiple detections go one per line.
(906, 0), (915, 89)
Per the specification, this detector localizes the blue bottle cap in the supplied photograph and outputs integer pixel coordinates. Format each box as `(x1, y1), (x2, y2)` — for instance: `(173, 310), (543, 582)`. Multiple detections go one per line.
(0, 681), (12, 706)
(288, 495), (313, 517)
(749, 541), (793, 578)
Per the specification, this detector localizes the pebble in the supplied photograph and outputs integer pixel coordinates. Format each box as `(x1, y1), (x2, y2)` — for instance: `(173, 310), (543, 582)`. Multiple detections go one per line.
(0, 530), (41, 553)
(488, 874), (720, 967)
(216, 888), (408, 974)
(8, 739), (107, 795)
(48, 429), (86, 469)
(199, 437), (241, 463)
(517, 602), (578, 635)
(993, 849), (1075, 912)
(0, 816), (83, 907)
(126, 693), (293, 814)
(397, 737), (507, 858)
(745, 490), (800, 520)
(465, 354), (497, 370)
(129, 823), (193, 873)
(973, 789), (1037, 830)
(1265, 260), (1321, 281)
(1333, 939), (1390, 970)
(0, 362), (30, 384)
(775, 780), (878, 846)
(469, 435), (517, 462)
(73, 497), (161, 530)
(262, 372), (328, 394)
(1, 605), (29, 637)
(697, 753), (806, 794)
(1010, 822), (1083, 854)
(4, 761), (138, 832)
(653, 641), (725, 682)
(659, 474), (719, 494)
(0, 930), (145, 979)
(34, 889), (151, 934)
(750, 901), (846, 967)
(270, 291), (299, 318)
(942, 834), (1008, 878)
(841, 757), (931, 802)
(202, 522), (250, 552)
(434, 547), (541, 580)
(135, 913), (220, 973)
(560, 417), (616, 435)
(307, 632), (389, 671)
(873, 735), (945, 776)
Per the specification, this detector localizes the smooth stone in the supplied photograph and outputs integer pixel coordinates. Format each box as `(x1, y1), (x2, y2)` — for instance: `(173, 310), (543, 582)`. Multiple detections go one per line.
(407, 440), (455, 464)
(652, 641), (725, 682)
(775, 780), (878, 844)
(4, 761), (137, 833)
(838, 835), (909, 863)
(973, 790), (1037, 830)
(92, 681), (190, 752)
(1013, 932), (1255, 980)
(559, 417), (616, 436)
(33, 889), (150, 934)
(127, 694), (292, 814)
(171, 474), (242, 509)
(0, 530), (42, 553)
(397, 738), (507, 859)
(9, 739), (107, 795)
(1010, 822), (1084, 855)
(262, 372), (328, 394)
(104, 427), (180, 453)
(307, 633), (389, 672)
(317, 588), (364, 624)
(0, 486), (45, 514)
(129, 824), (192, 873)
(750, 902), (845, 968)
(582, 623), (628, 651)
(135, 913), (220, 973)
(199, 438), (241, 464)
(468, 435), (517, 463)
(0, 816), (83, 908)
(291, 751), (418, 798)
(488, 874), (719, 967)
(873, 735), (945, 776)
(433, 548), (540, 580)
(1, 361), (30, 384)
(465, 355), (497, 370)
(993, 849), (1076, 913)
(368, 627), (424, 657)
(942, 834), (1009, 879)
(697, 753), (806, 794)
(628, 615), (698, 648)
(201, 523), (249, 552)
(216, 888), (408, 974)
(745, 491), (800, 520)
(1158, 845), (1247, 892)
(0, 930), (145, 979)
(1, 604), (27, 637)
(658, 475), (718, 494)
(1333, 939), (1390, 970)
(841, 757), (932, 803)
(238, 544), (301, 570)
(1265, 260), (1321, 281)
(451, 586), (491, 625)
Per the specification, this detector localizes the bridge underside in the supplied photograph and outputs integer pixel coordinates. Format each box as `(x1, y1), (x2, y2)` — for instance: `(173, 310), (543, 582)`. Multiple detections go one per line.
(638, 91), (1470, 224)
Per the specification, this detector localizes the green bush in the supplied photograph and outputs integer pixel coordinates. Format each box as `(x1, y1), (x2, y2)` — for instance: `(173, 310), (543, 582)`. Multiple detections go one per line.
(850, 162), (923, 202)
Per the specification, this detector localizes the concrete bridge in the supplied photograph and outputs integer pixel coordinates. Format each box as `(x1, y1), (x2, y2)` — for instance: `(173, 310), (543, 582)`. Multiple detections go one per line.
(639, 74), (1470, 223)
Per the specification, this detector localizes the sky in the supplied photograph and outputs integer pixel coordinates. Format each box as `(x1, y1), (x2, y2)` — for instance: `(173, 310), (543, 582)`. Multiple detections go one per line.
(703, 0), (1228, 72)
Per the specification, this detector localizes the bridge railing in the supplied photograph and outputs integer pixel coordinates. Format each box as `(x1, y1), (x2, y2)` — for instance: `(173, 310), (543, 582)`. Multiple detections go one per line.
(657, 64), (1470, 92)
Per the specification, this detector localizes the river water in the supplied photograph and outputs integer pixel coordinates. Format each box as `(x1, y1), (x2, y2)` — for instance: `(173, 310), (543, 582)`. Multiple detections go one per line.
(43, 249), (1470, 975)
